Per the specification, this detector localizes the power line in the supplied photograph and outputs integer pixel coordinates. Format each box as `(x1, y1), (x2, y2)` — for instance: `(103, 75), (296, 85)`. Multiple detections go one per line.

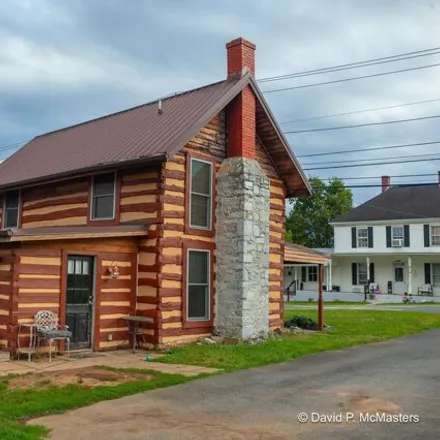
(258, 46), (440, 83)
(263, 62), (440, 94)
(321, 173), (438, 181)
(281, 98), (440, 125)
(285, 114), (440, 135)
(297, 140), (440, 158)
(303, 156), (440, 171)
(302, 152), (440, 167)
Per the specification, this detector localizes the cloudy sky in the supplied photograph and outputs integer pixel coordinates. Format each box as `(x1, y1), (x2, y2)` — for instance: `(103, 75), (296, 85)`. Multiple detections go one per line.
(1, 0), (440, 204)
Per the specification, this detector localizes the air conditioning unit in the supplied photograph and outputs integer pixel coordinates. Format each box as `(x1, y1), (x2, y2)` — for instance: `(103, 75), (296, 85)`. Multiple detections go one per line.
(392, 238), (403, 247)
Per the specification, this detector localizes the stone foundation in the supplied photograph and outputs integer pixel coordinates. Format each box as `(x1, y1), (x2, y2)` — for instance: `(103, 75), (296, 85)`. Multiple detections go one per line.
(214, 157), (270, 339)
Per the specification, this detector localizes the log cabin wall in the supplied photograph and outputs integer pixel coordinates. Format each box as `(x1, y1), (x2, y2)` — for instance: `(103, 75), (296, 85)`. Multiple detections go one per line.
(0, 248), (14, 349)
(17, 167), (161, 229)
(255, 137), (286, 329)
(11, 238), (137, 353)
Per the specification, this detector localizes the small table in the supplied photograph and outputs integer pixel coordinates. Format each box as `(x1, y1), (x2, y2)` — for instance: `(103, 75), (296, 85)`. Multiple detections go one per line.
(122, 316), (151, 353)
(17, 323), (39, 362)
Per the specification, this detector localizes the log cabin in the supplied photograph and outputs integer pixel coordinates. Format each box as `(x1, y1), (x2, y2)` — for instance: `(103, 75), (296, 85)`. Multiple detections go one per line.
(0, 37), (311, 355)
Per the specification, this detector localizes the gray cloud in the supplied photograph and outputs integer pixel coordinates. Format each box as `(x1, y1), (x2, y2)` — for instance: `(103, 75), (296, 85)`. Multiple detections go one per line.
(1, 0), (440, 203)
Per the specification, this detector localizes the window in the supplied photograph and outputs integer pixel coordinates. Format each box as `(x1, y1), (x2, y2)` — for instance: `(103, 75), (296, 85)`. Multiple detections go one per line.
(392, 226), (404, 240)
(431, 226), (440, 246)
(91, 173), (115, 220)
(432, 264), (440, 286)
(357, 263), (368, 285)
(190, 159), (212, 229)
(357, 228), (368, 248)
(3, 190), (20, 228)
(187, 250), (210, 321)
(308, 266), (318, 282)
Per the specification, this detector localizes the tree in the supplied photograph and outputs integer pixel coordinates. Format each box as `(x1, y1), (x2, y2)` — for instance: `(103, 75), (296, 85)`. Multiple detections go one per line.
(286, 176), (353, 248)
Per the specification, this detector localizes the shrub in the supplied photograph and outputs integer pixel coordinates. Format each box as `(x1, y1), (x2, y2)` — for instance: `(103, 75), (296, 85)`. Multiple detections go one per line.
(369, 293), (376, 300)
(308, 297), (314, 302)
(284, 315), (319, 330)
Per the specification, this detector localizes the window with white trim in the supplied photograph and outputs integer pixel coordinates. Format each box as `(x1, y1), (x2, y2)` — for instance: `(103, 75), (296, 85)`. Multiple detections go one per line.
(357, 263), (368, 285)
(432, 264), (440, 287)
(190, 159), (212, 229)
(357, 228), (368, 248)
(187, 250), (210, 321)
(392, 226), (404, 240)
(91, 173), (116, 220)
(431, 226), (440, 246)
(3, 190), (20, 228)
(308, 266), (318, 282)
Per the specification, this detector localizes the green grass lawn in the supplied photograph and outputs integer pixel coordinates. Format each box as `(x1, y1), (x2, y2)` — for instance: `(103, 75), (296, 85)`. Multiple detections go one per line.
(287, 301), (370, 306)
(0, 369), (194, 440)
(159, 310), (440, 372)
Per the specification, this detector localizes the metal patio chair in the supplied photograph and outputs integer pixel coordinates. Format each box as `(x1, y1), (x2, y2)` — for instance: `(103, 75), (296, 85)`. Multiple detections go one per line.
(35, 310), (72, 362)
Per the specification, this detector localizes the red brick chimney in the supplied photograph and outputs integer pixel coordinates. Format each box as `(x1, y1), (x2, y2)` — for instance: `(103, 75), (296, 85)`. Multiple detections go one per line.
(226, 38), (256, 78)
(226, 38), (256, 159)
(381, 175), (390, 193)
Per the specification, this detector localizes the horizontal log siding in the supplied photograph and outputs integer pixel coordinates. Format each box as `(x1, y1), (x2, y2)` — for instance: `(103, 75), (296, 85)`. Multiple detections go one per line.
(256, 138), (285, 329)
(21, 179), (89, 228)
(0, 249), (13, 349)
(99, 250), (137, 350)
(153, 114), (224, 345)
(13, 238), (138, 352)
(119, 167), (160, 224)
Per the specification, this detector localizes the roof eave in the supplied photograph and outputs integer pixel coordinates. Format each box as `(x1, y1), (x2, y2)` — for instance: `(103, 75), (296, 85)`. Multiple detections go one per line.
(0, 154), (167, 192)
(248, 76), (312, 198)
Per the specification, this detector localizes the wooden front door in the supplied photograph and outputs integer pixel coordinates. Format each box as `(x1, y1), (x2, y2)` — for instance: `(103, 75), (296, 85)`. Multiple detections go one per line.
(66, 256), (95, 349)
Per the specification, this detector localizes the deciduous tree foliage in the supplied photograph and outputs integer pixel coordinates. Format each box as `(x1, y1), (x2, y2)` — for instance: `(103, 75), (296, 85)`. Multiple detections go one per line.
(286, 177), (353, 248)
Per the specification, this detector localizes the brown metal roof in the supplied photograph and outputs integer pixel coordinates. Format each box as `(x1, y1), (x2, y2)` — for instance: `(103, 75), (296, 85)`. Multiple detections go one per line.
(0, 72), (310, 197)
(0, 78), (244, 189)
(284, 242), (330, 265)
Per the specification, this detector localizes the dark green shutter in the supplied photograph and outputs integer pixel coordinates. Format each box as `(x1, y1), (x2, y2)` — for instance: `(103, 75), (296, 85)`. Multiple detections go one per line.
(404, 225), (410, 247)
(352, 263), (357, 285)
(368, 227), (374, 248)
(369, 263), (375, 283)
(425, 263), (431, 284)
(386, 226), (392, 248)
(301, 266), (307, 282)
(351, 227), (357, 248)
(424, 225), (430, 247)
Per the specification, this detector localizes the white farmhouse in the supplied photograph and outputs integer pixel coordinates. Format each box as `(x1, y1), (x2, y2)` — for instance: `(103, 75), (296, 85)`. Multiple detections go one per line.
(330, 176), (440, 298)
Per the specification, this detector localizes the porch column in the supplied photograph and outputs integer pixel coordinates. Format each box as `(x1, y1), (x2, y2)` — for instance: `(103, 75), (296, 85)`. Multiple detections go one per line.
(366, 257), (371, 282)
(408, 256), (412, 295)
(318, 264), (324, 330)
(328, 261), (333, 292)
(294, 266), (298, 291)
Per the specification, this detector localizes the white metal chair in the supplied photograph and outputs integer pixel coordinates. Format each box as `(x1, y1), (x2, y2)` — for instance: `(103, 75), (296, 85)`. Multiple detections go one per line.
(35, 310), (72, 362)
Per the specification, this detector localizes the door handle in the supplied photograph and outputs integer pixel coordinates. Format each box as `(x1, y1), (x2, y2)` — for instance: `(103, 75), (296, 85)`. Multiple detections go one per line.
(88, 296), (94, 306)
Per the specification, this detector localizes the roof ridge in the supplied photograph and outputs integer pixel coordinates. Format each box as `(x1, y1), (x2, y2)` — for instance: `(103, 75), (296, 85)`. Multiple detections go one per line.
(35, 78), (228, 140)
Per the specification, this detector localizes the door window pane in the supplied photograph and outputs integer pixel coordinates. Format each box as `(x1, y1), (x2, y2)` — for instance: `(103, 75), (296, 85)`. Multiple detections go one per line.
(187, 250), (209, 320)
(394, 267), (404, 282)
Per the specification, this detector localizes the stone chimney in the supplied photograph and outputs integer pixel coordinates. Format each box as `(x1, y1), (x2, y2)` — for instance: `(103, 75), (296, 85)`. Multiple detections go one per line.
(215, 38), (270, 341)
(381, 176), (390, 193)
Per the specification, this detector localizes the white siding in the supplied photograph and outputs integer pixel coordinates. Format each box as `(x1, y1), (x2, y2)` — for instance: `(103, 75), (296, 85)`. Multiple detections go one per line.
(334, 223), (440, 255)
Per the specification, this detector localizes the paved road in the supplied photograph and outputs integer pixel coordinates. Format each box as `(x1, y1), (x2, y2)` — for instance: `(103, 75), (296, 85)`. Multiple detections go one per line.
(285, 304), (440, 313)
(31, 330), (440, 439)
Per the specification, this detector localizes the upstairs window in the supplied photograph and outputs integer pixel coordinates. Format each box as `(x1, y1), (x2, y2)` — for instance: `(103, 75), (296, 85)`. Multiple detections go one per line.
(3, 190), (20, 228)
(357, 228), (368, 248)
(91, 173), (116, 220)
(392, 226), (404, 247)
(431, 226), (440, 246)
(190, 159), (212, 229)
